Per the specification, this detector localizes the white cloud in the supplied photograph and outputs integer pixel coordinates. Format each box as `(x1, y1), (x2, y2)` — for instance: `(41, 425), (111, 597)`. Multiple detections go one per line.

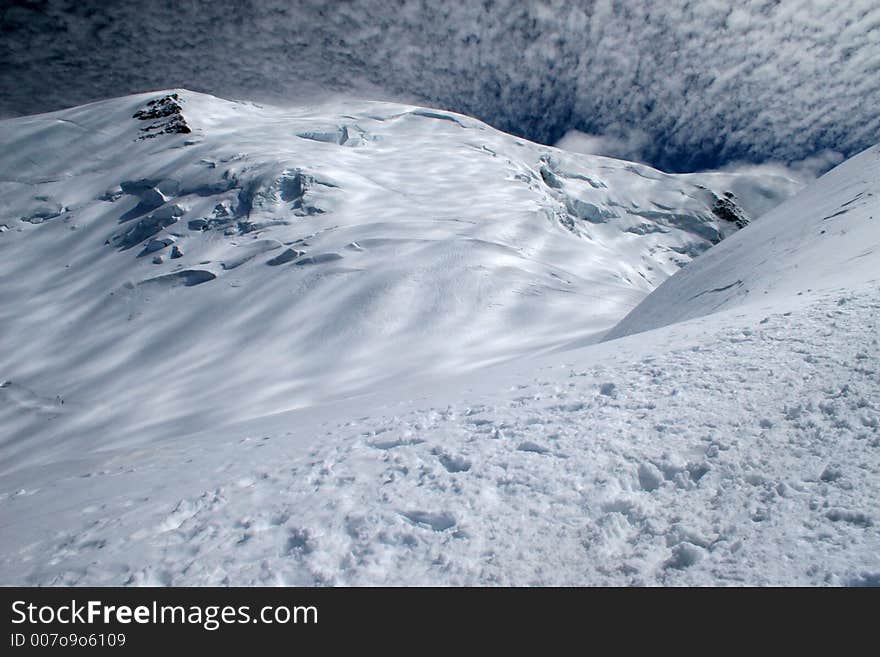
(788, 150), (847, 179)
(716, 148), (847, 186)
(554, 129), (651, 163)
(1, 0), (877, 171)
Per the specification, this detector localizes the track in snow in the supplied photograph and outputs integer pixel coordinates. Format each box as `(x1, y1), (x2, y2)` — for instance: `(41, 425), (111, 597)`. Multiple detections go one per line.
(2, 284), (876, 586)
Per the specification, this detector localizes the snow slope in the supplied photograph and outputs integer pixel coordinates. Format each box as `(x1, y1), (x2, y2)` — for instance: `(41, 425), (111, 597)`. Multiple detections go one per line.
(4, 92), (876, 587)
(1, 261), (877, 585)
(607, 144), (880, 339)
(0, 90), (799, 473)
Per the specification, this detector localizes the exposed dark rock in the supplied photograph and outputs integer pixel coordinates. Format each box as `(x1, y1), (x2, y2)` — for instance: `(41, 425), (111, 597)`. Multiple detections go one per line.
(132, 94), (191, 140)
(711, 193), (750, 229)
(132, 93), (183, 121)
(170, 245), (184, 259)
(137, 115), (191, 140)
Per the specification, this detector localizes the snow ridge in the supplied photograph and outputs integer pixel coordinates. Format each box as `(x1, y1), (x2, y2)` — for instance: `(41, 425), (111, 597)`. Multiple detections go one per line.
(4, 91), (876, 587)
(607, 144), (880, 339)
(0, 90), (800, 470)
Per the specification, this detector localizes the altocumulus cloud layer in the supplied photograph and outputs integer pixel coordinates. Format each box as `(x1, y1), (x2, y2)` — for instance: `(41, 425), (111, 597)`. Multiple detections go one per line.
(1, 0), (878, 171)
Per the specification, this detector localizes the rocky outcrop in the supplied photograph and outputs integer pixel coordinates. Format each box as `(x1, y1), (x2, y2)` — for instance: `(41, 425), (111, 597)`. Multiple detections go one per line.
(132, 94), (191, 140)
(711, 192), (750, 229)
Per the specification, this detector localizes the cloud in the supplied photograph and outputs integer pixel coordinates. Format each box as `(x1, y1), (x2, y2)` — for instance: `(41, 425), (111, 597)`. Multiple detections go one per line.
(711, 148), (847, 186)
(1, 0), (877, 171)
(786, 150), (847, 179)
(554, 129), (652, 163)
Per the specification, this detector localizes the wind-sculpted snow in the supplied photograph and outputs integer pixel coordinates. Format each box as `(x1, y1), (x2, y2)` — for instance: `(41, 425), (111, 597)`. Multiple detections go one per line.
(0, 90), (800, 470)
(608, 144), (880, 339)
(0, 91), (877, 586)
(1, 284), (877, 585)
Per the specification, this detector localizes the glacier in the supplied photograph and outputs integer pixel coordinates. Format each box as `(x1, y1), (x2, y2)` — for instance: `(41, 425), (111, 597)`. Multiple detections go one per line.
(1, 91), (876, 585)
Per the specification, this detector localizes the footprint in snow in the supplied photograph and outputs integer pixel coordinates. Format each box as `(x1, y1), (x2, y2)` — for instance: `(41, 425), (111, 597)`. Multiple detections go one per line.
(400, 510), (456, 532)
(664, 542), (705, 570)
(369, 438), (425, 450)
(435, 451), (471, 473)
(599, 382), (617, 397)
(517, 441), (550, 455)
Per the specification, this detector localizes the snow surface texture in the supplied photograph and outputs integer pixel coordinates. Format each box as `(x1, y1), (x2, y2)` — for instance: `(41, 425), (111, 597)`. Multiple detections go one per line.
(2, 92), (877, 586)
(608, 144), (880, 338)
(0, 90), (799, 474)
(3, 282), (877, 585)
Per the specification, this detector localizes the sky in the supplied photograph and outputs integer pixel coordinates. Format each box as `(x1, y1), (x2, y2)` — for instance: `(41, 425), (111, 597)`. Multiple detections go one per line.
(1, 0), (878, 172)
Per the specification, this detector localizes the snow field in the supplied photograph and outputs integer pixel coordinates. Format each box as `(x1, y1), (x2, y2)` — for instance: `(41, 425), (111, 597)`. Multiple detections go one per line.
(3, 282), (876, 585)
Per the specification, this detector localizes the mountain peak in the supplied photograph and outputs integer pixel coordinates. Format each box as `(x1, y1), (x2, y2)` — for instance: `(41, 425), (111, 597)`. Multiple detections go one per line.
(0, 91), (801, 469)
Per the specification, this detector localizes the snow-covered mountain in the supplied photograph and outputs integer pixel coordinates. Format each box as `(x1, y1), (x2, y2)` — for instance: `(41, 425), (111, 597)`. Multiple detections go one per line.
(0, 90), (800, 472)
(608, 143), (880, 339)
(4, 91), (876, 587)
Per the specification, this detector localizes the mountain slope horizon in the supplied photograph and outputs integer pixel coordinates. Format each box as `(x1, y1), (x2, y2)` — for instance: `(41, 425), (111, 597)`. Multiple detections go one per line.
(607, 143), (880, 340)
(1, 90), (878, 586)
(0, 88), (801, 472)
